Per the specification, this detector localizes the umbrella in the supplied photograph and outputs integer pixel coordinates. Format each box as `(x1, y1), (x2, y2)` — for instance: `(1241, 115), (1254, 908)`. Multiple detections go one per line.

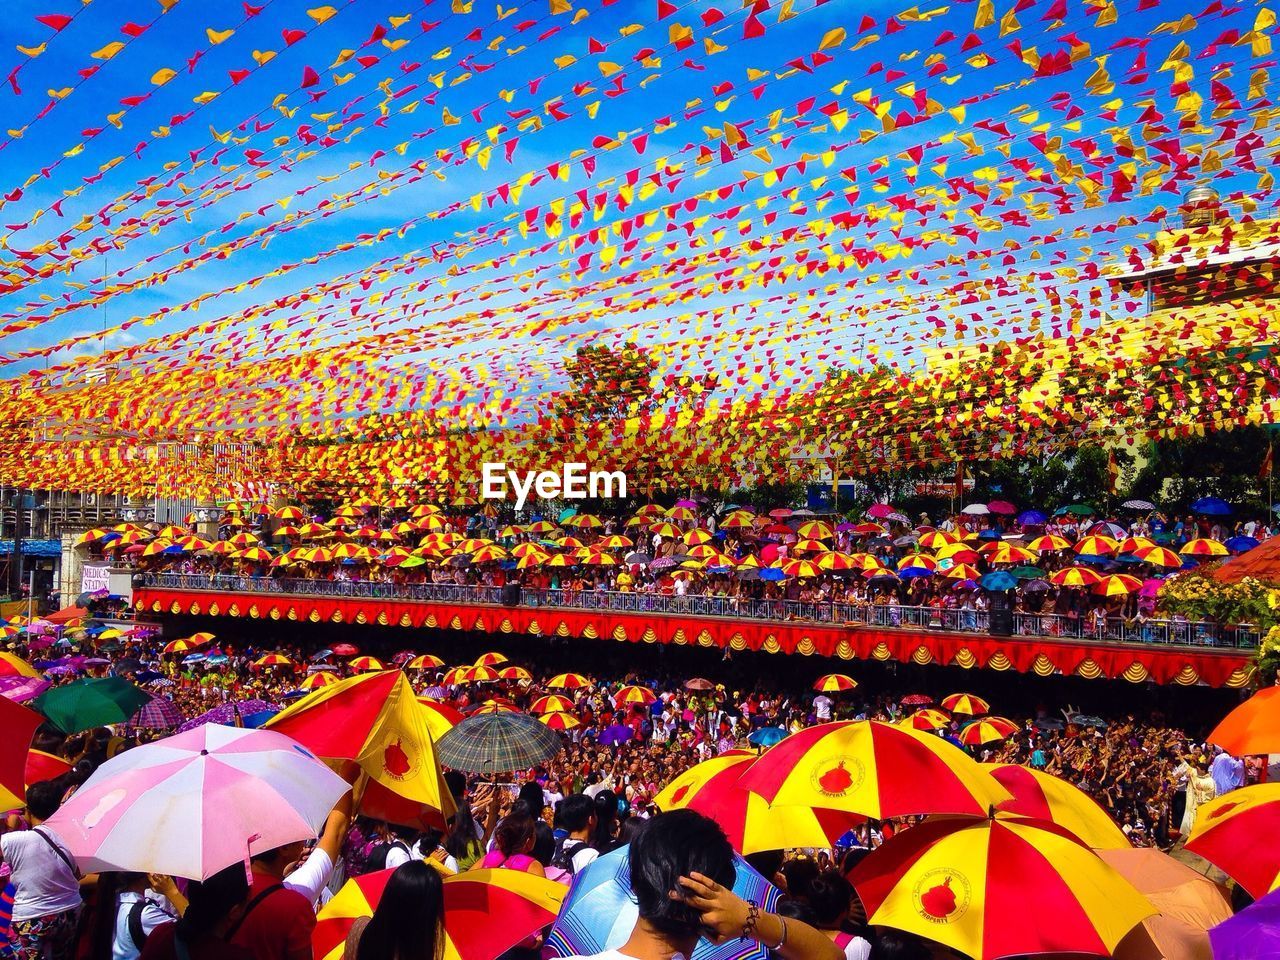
(959, 717), (1019, 746)
(1186, 783), (1280, 898)
(900, 693), (934, 707)
(986, 764), (1129, 850)
(1135, 545), (1183, 568)
(0, 654), (37, 679)
(1122, 500), (1157, 511)
(850, 816), (1154, 960)
(747, 727), (787, 748)
(597, 724), (635, 747)
(349, 656), (385, 672)
(0, 676), (51, 703)
(961, 503), (990, 515)
(684, 677), (714, 691)
(26, 749), (72, 787)
(0, 697), (47, 810)
(540, 711), (581, 731)
(614, 685), (657, 705)
(436, 713), (562, 776)
(901, 709), (951, 731)
(654, 751), (860, 855)
(1191, 496), (1232, 515)
(1017, 510), (1048, 525)
(36, 677), (150, 734)
(979, 571), (1017, 591)
(1050, 566), (1103, 587)
(813, 674), (857, 693)
(299, 671), (340, 691)
(1181, 538), (1229, 557)
(545, 843), (780, 960)
(547, 673), (591, 690)
(177, 699), (278, 732)
(941, 693), (990, 716)
(418, 699), (463, 740)
(737, 720), (1009, 819)
(331, 643), (359, 657)
(1097, 847), (1231, 960)
(1210, 887), (1280, 960)
(1208, 687), (1280, 756)
(407, 655), (445, 671)
(1225, 535), (1260, 554)
(129, 695), (183, 731)
(987, 500), (1017, 515)
(530, 694), (576, 715)
(1060, 503), (1097, 516)
(43, 724), (349, 880)
(314, 867), (568, 960)
(473, 652), (509, 667)
(497, 666), (532, 682)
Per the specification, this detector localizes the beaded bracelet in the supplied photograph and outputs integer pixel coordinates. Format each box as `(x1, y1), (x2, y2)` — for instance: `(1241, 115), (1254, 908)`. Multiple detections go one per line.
(740, 901), (760, 941)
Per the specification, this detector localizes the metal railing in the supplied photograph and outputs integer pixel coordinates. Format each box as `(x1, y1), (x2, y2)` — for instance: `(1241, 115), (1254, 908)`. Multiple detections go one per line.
(140, 573), (1260, 649)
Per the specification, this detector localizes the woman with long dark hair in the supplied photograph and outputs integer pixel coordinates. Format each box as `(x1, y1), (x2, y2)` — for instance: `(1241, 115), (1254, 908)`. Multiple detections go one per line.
(344, 861), (444, 960)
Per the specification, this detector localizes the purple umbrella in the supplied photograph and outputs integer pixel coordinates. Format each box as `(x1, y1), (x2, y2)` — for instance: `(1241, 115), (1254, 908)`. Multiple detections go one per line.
(1210, 887), (1280, 959)
(649, 557), (679, 570)
(177, 699), (278, 733)
(0, 676), (51, 703)
(130, 694), (183, 730)
(597, 724), (635, 746)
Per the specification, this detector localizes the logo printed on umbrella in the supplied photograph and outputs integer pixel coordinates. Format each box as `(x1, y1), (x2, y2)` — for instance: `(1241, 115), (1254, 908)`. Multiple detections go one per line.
(809, 756), (865, 798)
(912, 868), (971, 924)
(382, 739), (415, 780)
(82, 788), (128, 829)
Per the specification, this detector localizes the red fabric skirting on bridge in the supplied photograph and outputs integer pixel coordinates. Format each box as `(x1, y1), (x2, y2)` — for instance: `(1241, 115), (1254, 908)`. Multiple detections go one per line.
(134, 588), (1255, 688)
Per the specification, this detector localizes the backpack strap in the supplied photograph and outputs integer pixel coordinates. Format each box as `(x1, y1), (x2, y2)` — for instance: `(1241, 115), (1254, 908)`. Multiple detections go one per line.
(31, 828), (79, 879)
(126, 897), (155, 952)
(224, 883), (284, 941)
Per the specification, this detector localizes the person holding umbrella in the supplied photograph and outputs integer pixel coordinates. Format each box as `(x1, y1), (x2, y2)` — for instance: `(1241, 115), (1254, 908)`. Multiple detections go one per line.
(557, 810), (840, 960)
(1, 780), (83, 960)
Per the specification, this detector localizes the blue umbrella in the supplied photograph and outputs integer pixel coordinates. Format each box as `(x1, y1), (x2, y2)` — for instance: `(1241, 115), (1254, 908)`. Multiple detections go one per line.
(979, 571), (1017, 591)
(1191, 496), (1232, 515)
(899, 566), (934, 579)
(758, 567), (786, 581)
(545, 844), (780, 960)
(1226, 535), (1259, 553)
(181, 653), (206, 665)
(241, 708), (278, 728)
(977, 529), (1003, 541)
(1017, 510), (1048, 525)
(747, 726), (787, 747)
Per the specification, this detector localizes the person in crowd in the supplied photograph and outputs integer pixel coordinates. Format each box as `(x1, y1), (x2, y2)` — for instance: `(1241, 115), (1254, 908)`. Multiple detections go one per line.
(476, 808), (545, 876)
(230, 841), (321, 960)
(551, 794), (600, 878)
(138, 863), (253, 960)
(342, 860), (444, 960)
(0, 780), (83, 960)
(84, 871), (186, 960)
(804, 870), (872, 960)
(559, 810), (842, 960)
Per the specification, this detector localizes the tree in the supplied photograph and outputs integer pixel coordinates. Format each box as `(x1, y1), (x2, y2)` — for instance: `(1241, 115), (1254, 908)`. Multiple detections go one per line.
(554, 345), (660, 423)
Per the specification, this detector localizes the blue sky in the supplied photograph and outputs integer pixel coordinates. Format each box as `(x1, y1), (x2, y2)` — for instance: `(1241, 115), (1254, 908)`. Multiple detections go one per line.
(0, 0), (1276, 426)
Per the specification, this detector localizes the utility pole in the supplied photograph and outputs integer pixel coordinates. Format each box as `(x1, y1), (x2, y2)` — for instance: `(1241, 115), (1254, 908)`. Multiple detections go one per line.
(10, 488), (25, 601)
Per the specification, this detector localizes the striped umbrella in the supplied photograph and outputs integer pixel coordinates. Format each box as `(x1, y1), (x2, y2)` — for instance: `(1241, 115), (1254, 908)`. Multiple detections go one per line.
(314, 868), (567, 960)
(958, 717), (1019, 747)
(986, 764), (1129, 849)
(0, 654), (37, 679)
(299, 672), (340, 691)
(465, 666), (499, 683)
(547, 673), (591, 690)
(530, 694), (576, 714)
(613, 685), (657, 705)
(941, 693), (990, 716)
(781, 558), (822, 578)
(1181, 538), (1229, 557)
(546, 843), (780, 960)
(130, 695), (183, 731)
(1074, 535), (1119, 556)
(1093, 574), (1143, 596)
(849, 816), (1153, 960)
(1186, 783), (1280, 898)
(252, 654), (294, 669)
(918, 531), (958, 549)
(349, 656), (385, 672)
(654, 751), (860, 855)
(1049, 566), (1103, 587)
(1026, 534), (1071, 552)
(902, 709), (951, 731)
(436, 713), (563, 776)
(816, 551), (859, 571)
(813, 674), (857, 693)
(473, 652), (508, 667)
(539, 711), (581, 731)
(407, 655), (445, 671)
(737, 720), (1009, 819)
(497, 666), (532, 682)
(418, 699), (463, 741)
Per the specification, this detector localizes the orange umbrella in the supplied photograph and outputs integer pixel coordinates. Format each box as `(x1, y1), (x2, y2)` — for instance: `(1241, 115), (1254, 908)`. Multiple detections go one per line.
(1208, 686), (1280, 756)
(313, 868), (567, 960)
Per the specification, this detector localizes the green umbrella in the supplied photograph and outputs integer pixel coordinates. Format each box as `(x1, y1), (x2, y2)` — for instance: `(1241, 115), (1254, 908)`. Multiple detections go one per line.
(36, 677), (150, 734)
(436, 712), (563, 776)
(1010, 565), (1046, 579)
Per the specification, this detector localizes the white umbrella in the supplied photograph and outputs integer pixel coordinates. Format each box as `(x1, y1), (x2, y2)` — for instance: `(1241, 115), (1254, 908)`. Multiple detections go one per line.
(44, 724), (349, 880)
(961, 503), (990, 515)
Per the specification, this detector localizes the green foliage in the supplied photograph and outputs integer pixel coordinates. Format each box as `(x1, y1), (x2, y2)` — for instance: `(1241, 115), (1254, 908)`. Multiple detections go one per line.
(1128, 426), (1276, 514)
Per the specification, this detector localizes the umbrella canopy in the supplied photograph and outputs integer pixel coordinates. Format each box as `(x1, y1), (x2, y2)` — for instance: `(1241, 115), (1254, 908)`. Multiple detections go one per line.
(530, 694), (576, 715)
(1050, 565), (1105, 587)
(545, 843), (780, 960)
(540, 711), (581, 731)
(1210, 887), (1280, 960)
(177, 699), (278, 732)
(902, 709), (951, 731)
(1208, 687), (1280, 756)
(736, 720), (1009, 819)
(299, 672), (340, 691)
(850, 816), (1154, 960)
(349, 656), (385, 672)
(1181, 538), (1228, 557)
(987, 764), (1129, 849)
(44, 724), (348, 880)
(473, 652), (509, 667)
(747, 727), (787, 748)
(941, 693), (990, 716)
(36, 677), (150, 734)
(314, 867), (567, 960)
(979, 571), (1017, 591)
(0, 653), (37, 679)
(958, 717), (1018, 746)
(1191, 497), (1232, 516)
(0, 697), (47, 810)
(653, 751), (859, 855)
(1186, 783), (1280, 899)
(684, 677), (715, 691)
(1098, 847), (1231, 960)
(129, 695), (183, 730)
(436, 713), (562, 776)
(813, 673), (857, 693)
(613, 685), (657, 705)
(407, 655), (445, 671)
(547, 672), (591, 690)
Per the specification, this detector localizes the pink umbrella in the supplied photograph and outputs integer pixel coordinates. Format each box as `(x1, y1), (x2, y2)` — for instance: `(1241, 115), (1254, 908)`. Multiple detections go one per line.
(987, 500), (1017, 515)
(44, 723), (349, 880)
(1140, 578), (1165, 599)
(867, 503), (897, 519)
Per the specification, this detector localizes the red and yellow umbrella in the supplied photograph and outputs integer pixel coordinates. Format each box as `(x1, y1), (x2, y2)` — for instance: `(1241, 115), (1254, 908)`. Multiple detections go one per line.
(918, 530), (958, 549)
(0, 697), (49, 811)
(442, 667), (474, 685)
(791, 539), (828, 554)
(648, 521), (681, 539)
(252, 654), (294, 669)
(902, 709), (951, 731)
(655, 751), (861, 855)
(597, 534), (634, 550)
(1026, 534), (1071, 552)
(719, 512), (756, 529)
(813, 674), (857, 693)
(1116, 536), (1156, 555)
(349, 657), (385, 673)
(614, 685), (657, 705)
(897, 553), (938, 572)
(797, 520), (835, 540)
(0, 653), (37, 678)
(300, 672), (341, 691)
(666, 505), (696, 522)
(407, 654), (445, 671)
(274, 506), (306, 521)
(530, 694), (575, 714)
(227, 531), (261, 548)
(417, 698), (463, 740)
(1074, 535), (1118, 555)
(986, 764), (1129, 850)
(497, 666), (532, 682)
(737, 720), (1010, 819)
(1092, 574), (1143, 597)
(469, 545), (508, 564)
(472, 700), (518, 715)
(683, 529), (714, 546)
(515, 550), (551, 569)
(1134, 545), (1183, 568)
(850, 816), (1154, 960)
(163, 638), (198, 655)
(986, 543), (1037, 565)
(539, 711), (581, 731)
(140, 540), (174, 557)
(781, 558), (822, 579)
(1186, 783), (1280, 898)
(1181, 538), (1229, 557)
(234, 547), (273, 563)
(941, 694), (990, 716)
(943, 563), (980, 581)
(473, 652), (509, 668)
(567, 514), (603, 530)
(816, 551), (858, 571)
(547, 673), (590, 690)
(958, 717), (1019, 747)
(1049, 566), (1103, 588)
(314, 867), (567, 960)
(26, 749), (72, 788)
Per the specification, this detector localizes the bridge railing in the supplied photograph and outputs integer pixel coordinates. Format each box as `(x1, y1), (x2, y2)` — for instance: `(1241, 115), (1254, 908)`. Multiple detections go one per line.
(139, 573), (1260, 650)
